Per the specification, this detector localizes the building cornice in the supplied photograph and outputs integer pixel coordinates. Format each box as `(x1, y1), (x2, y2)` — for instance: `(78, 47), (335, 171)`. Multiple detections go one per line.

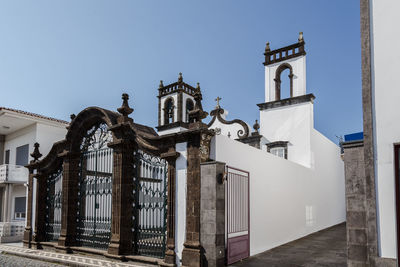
(257, 93), (315, 111)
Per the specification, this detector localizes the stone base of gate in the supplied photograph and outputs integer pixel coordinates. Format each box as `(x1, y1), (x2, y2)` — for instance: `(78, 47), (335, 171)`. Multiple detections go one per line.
(181, 245), (202, 267)
(200, 161), (226, 267)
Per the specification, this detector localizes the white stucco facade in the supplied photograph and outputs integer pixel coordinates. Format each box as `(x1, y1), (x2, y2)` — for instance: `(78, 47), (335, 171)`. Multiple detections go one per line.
(211, 134), (345, 256)
(0, 108), (68, 242)
(259, 102), (314, 168)
(175, 142), (187, 266)
(369, 0), (400, 259)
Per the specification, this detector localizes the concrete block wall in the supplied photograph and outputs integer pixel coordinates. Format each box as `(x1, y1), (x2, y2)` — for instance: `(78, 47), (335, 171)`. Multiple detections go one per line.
(200, 161), (226, 267)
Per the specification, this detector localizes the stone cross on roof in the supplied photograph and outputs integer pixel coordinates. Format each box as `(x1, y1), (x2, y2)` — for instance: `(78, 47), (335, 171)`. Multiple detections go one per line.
(215, 96), (222, 109)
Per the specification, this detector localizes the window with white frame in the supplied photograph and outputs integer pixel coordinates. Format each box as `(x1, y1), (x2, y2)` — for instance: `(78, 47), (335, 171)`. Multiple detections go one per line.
(270, 147), (285, 158)
(14, 197), (26, 219)
(266, 141), (288, 159)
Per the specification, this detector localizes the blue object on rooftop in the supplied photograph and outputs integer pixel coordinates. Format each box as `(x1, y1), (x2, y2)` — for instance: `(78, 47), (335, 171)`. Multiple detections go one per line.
(344, 132), (363, 142)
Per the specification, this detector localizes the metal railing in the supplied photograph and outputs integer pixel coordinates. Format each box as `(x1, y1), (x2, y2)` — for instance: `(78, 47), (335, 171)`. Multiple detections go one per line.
(0, 164), (28, 183)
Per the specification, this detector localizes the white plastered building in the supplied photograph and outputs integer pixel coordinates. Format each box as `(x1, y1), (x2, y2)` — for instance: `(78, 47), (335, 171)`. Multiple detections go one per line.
(0, 107), (67, 242)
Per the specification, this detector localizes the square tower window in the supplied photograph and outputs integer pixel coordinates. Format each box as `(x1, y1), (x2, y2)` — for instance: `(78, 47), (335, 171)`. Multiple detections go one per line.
(267, 141), (288, 159)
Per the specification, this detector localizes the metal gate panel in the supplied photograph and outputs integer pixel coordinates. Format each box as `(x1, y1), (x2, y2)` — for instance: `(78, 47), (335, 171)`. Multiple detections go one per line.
(45, 166), (63, 242)
(226, 166), (249, 265)
(133, 150), (167, 258)
(77, 147), (113, 250)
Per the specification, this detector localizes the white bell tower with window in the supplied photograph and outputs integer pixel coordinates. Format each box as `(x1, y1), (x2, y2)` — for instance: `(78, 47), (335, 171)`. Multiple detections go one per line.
(258, 33), (315, 168)
(157, 73), (197, 135)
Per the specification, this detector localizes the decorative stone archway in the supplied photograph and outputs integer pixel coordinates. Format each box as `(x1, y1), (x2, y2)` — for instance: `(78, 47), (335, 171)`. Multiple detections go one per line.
(24, 93), (215, 267)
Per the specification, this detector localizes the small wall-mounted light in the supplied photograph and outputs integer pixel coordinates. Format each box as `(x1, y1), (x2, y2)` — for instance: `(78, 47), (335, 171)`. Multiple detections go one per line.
(217, 171), (227, 184)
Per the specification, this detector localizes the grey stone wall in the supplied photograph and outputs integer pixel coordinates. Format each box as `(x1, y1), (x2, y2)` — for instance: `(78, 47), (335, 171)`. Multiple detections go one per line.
(200, 161), (226, 267)
(343, 141), (369, 266)
(343, 141), (397, 267)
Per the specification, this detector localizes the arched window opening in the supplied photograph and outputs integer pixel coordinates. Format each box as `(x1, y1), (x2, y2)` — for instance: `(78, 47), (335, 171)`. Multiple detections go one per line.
(274, 63), (293, 101)
(164, 98), (174, 125)
(280, 68), (291, 100)
(186, 99), (194, 122)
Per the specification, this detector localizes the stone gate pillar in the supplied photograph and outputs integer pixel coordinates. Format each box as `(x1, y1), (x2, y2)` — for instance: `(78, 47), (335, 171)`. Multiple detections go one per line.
(107, 93), (135, 256)
(200, 161), (226, 267)
(32, 171), (46, 249)
(181, 128), (214, 267)
(106, 136), (134, 256)
(57, 151), (80, 250)
(23, 167), (35, 248)
(161, 148), (180, 266)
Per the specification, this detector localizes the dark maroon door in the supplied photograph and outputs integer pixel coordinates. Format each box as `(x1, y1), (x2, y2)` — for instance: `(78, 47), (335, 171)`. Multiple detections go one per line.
(226, 166), (250, 265)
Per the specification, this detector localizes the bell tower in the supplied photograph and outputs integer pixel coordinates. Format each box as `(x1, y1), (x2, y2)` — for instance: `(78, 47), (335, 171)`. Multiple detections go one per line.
(156, 73), (198, 135)
(264, 32), (307, 102)
(258, 33), (315, 168)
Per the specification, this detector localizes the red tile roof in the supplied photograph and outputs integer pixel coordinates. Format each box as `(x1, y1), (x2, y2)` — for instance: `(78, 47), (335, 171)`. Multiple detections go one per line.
(0, 107), (69, 125)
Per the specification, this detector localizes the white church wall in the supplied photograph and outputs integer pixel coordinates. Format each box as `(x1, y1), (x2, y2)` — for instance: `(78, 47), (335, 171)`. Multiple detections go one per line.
(208, 109), (251, 140)
(175, 142), (187, 266)
(310, 129), (346, 224)
(265, 55), (306, 102)
(259, 102), (313, 168)
(211, 134), (345, 256)
(370, 0), (400, 258)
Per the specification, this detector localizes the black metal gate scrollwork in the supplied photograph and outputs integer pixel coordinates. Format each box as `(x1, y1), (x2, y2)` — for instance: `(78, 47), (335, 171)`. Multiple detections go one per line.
(76, 123), (113, 250)
(45, 166), (63, 242)
(133, 150), (168, 258)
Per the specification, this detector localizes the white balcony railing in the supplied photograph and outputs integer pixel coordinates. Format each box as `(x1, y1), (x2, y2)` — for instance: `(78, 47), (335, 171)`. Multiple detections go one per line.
(0, 164), (28, 183)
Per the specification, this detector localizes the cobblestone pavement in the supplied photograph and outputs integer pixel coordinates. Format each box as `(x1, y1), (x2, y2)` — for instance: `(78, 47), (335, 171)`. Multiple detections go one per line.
(0, 253), (65, 267)
(0, 245), (154, 267)
(231, 223), (347, 267)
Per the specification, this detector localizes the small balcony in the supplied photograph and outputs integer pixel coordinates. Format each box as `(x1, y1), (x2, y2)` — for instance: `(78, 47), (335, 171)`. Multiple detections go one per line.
(0, 164), (28, 184)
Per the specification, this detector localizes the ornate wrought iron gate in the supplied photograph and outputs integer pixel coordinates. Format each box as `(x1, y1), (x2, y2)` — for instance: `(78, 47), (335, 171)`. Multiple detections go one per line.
(44, 166), (63, 242)
(133, 150), (168, 258)
(76, 124), (113, 250)
(226, 166), (250, 265)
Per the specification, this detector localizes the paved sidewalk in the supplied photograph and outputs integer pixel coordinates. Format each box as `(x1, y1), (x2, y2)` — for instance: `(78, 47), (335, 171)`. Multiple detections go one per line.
(231, 223), (347, 267)
(0, 245), (153, 267)
(0, 253), (65, 267)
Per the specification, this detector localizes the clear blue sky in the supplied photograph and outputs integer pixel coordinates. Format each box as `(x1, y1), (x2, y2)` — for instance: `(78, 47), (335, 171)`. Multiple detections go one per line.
(0, 0), (362, 143)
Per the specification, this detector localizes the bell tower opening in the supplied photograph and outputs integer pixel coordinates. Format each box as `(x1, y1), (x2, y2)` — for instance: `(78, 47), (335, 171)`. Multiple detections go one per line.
(164, 98), (174, 125)
(186, 99), (194, 122)
(275, 63), (293, 100)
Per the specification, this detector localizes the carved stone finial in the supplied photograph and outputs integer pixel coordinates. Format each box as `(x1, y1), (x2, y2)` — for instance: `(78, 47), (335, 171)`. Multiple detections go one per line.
(196, 82), (200, 91)
(70, 114), (76, 121)
(265, 42), (270, 53)
(215, 96), (222, 109)
(253, 119), (260, 133)
(159, 80), (164, 88)
(117, 93), (134, 118)
(30, 143), (42, 162)
(178, 72), (183, 83)
(298, 32), (304, 43)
